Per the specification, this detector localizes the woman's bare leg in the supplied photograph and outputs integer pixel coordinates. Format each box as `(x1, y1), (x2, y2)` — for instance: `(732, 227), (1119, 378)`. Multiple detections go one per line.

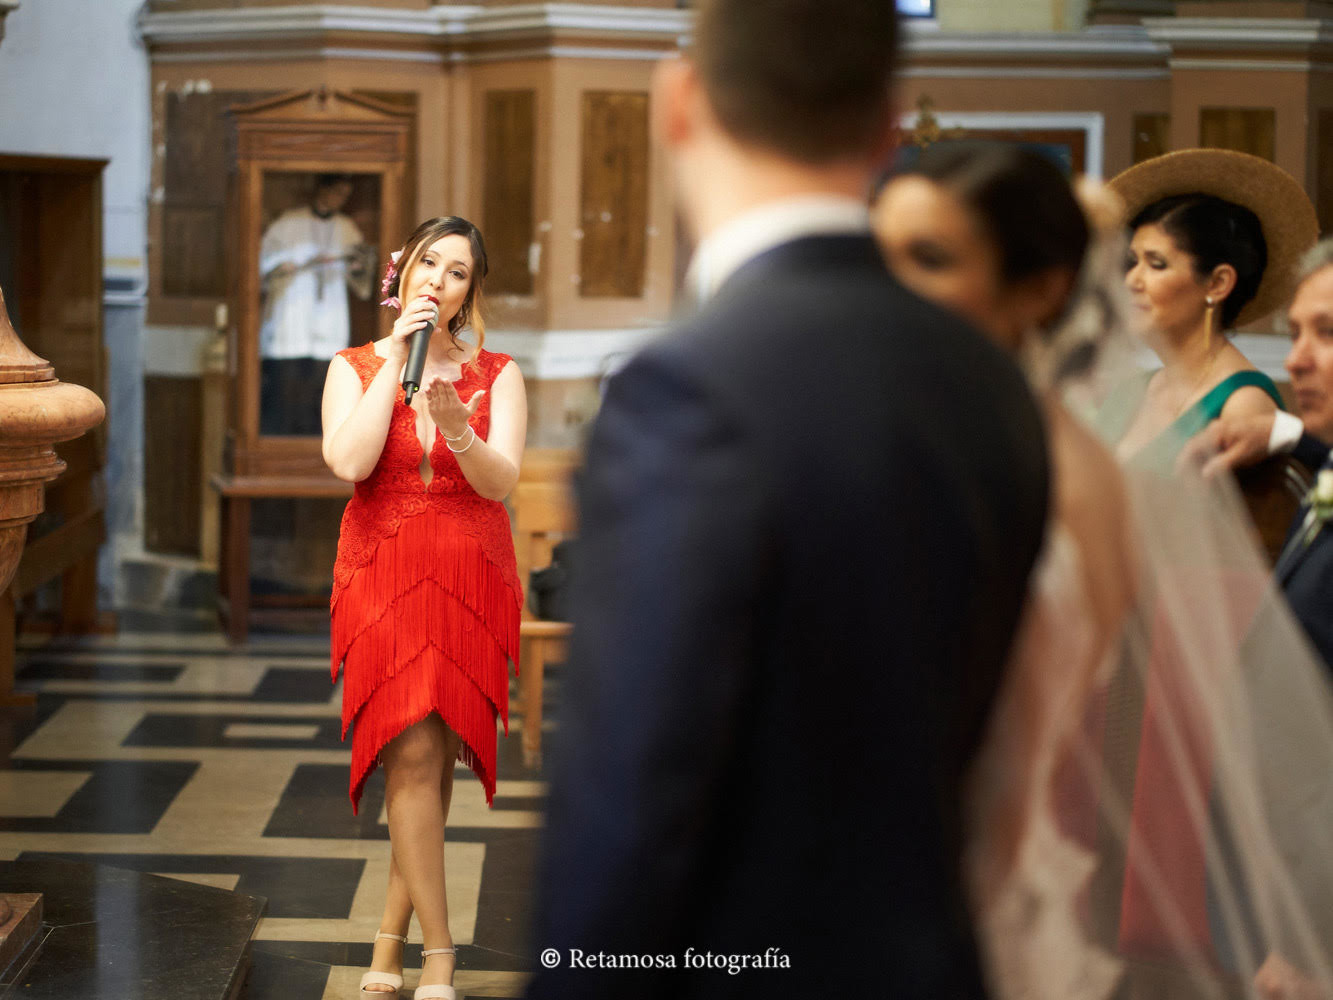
(380, 714), (461, 989)
(431, 745), (461, 983)
(363, 854), (414, 992)
(441, 758), (457, 825)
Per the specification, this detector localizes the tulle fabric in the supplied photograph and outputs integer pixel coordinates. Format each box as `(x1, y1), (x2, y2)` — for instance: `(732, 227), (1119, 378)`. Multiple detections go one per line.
(969, 191), (1333, 1000)
(967, 528), (1125, 1000)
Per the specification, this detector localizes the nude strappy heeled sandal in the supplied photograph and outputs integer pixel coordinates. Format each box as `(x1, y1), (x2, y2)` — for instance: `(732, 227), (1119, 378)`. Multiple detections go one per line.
(359, 930), (408, 995)
(414, 945), (458, 1000)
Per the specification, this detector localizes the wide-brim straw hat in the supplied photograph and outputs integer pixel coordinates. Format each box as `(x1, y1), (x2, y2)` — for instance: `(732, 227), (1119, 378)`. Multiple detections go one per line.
(1108, 149), (1319, 328)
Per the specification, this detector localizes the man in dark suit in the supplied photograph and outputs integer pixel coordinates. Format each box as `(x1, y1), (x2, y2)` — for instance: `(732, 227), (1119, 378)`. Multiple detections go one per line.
(525, 2), (1050, 997)
(1192, 240), (1333, 670)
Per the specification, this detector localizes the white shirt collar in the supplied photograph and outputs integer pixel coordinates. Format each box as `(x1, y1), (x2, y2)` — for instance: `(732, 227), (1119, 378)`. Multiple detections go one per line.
(685, 195), (872, 304)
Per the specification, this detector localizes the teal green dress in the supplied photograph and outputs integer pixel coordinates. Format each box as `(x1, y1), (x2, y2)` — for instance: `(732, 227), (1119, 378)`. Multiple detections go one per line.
(1100, 370), (1285, 473)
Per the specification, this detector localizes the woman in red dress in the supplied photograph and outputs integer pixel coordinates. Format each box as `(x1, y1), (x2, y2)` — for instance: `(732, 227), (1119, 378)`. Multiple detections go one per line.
(321, 216), (526, 999)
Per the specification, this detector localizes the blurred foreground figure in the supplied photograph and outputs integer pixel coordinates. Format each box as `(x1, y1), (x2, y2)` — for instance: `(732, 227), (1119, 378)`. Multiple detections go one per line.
(526, 3), (1050, 998)
(879, 144), (1333, 1000)
(876, 144), (1132, 998)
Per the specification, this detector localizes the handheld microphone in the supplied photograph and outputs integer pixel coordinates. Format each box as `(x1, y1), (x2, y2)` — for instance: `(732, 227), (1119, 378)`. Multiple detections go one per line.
(402, 295), (440, 405)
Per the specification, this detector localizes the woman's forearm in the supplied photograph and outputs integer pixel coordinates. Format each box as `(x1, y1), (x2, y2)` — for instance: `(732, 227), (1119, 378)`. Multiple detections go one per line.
(449, 429), (519, 500)
(325, 361), (402, 482)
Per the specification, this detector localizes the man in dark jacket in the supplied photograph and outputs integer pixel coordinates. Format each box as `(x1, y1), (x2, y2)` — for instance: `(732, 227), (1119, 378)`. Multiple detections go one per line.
(1190, 240), (1333, 671)
(526, 2), (1050, 996)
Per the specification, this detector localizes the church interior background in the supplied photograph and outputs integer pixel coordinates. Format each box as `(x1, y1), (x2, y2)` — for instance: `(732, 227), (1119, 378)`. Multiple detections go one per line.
(0, 0), (1331, 997)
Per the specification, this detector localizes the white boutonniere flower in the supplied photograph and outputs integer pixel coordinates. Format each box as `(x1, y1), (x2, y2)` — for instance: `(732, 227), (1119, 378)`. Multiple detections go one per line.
(1297, 470), (1333, 549)
(1317, 470), (1333, 505)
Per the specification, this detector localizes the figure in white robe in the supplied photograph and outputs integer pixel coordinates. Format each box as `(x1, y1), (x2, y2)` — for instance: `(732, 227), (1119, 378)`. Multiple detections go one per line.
(258, 175), (371, 434)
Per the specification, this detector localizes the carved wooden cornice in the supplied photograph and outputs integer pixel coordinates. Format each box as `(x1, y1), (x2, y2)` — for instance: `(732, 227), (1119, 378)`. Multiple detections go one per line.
(136, 3), (692, 63)
(1089, 0), (1176, 22)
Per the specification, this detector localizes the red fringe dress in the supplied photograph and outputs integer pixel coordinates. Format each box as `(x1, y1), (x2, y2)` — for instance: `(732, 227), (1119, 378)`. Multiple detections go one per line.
(330, 342), (522, 813)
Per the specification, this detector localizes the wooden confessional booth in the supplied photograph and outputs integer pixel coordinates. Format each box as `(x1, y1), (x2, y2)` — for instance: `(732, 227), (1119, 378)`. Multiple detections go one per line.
(214, 89), (409, 641)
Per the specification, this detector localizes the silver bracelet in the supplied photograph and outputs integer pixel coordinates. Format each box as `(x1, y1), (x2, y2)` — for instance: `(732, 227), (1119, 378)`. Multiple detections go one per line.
(446, 426), (477, 454)
(441, 425), (470, 442)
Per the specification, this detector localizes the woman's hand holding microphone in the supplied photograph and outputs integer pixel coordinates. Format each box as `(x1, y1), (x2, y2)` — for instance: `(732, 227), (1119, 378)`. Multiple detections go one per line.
(394, 294), (440, 405)
(389, 294), (440, 365)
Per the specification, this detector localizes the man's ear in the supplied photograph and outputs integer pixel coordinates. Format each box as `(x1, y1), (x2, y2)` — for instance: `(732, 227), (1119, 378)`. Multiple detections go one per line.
(651, 56), (700, 153)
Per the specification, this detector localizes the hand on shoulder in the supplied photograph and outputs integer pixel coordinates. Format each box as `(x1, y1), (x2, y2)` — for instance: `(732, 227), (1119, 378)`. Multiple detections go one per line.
(1178, 412), (1277, 478)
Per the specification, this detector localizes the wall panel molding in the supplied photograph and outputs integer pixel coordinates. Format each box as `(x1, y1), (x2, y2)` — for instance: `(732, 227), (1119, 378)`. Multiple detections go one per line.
(138, 4), (692, 60)
(903, 24), (1167, 59)
(487, 327), (660, 380)
(896, 110), (1107, 178)
(1144, 17), (1333, 49)
(484, 90), (536, 298)
(578, 91), (649, 300)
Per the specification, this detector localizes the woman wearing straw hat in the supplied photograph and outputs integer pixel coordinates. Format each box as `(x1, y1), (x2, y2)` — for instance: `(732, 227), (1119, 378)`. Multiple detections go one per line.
(1105, 149), (1319, 469)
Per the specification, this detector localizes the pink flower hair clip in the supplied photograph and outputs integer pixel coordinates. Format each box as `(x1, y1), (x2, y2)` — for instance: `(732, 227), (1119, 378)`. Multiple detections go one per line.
(380, 249), (403, 310)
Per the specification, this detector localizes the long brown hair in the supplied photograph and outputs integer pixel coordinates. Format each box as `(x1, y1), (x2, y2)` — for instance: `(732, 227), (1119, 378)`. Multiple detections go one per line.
(385, 216), (490, 362)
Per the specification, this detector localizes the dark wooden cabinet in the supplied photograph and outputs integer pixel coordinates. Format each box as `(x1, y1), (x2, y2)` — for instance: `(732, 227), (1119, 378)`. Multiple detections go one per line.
(0, 155), (109, 682)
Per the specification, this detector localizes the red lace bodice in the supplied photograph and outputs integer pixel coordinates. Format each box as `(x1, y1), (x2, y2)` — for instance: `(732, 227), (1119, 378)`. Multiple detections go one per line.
(330, 342), (521, 610)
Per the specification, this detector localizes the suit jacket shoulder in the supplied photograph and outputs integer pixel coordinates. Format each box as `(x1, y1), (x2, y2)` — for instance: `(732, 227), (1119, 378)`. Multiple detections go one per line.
(1294, 432), (1330, 472)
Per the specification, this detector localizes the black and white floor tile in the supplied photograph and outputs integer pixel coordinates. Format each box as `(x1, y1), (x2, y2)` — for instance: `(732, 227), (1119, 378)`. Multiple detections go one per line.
(1, 631), (550, 999)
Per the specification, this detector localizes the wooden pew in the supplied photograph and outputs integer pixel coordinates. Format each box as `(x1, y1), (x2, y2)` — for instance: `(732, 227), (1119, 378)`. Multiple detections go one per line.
(0, 436), (107, 705)
(1237, 454), (1311, 566)
(510, 454), (577, 768)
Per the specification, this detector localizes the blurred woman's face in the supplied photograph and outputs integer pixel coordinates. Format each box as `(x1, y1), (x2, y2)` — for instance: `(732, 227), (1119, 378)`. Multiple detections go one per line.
(873, 176), (1015, 347)
(1124, 223), (1209, 344)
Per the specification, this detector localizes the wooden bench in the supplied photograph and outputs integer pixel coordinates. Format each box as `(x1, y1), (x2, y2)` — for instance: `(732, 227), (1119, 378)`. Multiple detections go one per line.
(0, 435), (108, 705)
(510, 472), (576, 768)
(1237, 454), (1312, 566)
(211, 473), (352, 643)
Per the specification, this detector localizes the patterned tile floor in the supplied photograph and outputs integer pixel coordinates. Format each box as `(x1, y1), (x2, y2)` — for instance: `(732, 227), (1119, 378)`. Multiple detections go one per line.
(1, 630), (547, 999)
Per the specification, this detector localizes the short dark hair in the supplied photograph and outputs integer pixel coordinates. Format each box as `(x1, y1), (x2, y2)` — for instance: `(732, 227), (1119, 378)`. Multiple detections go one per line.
(692, 0), (898, 165)
(892, 142), (1090, 288)
(316, 172), (354, 190)
(1130, 194), (1266, 329)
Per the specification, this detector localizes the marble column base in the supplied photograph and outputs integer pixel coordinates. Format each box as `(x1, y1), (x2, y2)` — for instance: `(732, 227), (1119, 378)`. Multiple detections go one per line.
(0, 856), (263, 1000)
(0, 893), (41, 976)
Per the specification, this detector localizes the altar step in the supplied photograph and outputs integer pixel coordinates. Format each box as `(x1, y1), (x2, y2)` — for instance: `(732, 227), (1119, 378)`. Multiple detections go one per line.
(0, 855), (264, 1000)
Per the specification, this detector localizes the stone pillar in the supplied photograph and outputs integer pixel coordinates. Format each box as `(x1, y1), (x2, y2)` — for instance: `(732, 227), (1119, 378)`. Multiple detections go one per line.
(1145, 4), (1333, 193)
(0, 286), (104, 703)
(0, 2), (17, 48)
(199, 306), (228, 569)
